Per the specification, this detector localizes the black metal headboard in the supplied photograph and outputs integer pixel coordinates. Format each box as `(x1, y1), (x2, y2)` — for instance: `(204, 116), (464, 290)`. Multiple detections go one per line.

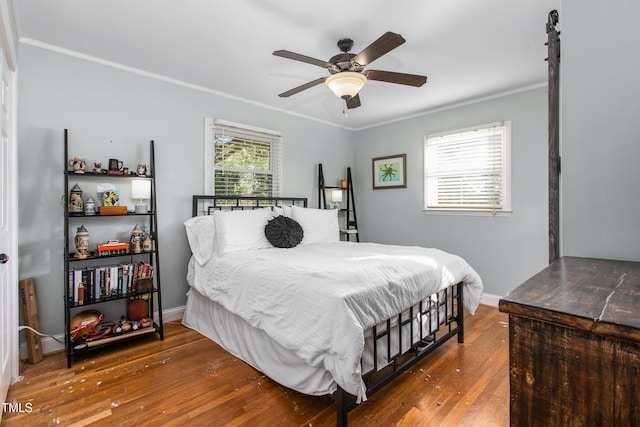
(192, 195), (308, 217)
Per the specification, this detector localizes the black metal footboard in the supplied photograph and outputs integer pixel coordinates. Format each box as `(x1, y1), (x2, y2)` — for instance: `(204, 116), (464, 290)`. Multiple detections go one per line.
(335, 281), (464, 427)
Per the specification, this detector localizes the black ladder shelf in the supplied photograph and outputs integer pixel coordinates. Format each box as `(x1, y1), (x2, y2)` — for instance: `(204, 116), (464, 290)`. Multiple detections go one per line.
(63, 129), (164, 368)
(318, 164), (359, 242)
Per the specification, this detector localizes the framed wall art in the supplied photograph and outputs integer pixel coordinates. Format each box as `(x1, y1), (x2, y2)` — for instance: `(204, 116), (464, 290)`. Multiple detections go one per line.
(372, 154), (406, 189)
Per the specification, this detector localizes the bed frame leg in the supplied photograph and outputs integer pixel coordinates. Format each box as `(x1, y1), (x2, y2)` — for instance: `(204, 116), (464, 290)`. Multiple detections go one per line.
(336, 386), (349, 427)
(457, 281), (465, 344)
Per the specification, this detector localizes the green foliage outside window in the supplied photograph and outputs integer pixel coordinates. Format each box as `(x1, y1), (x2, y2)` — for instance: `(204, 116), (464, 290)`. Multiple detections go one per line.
(214, 136), (273, 197)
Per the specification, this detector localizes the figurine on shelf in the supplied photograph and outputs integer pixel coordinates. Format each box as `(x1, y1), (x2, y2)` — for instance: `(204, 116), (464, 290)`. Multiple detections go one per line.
(68, 157), (86, 174)
(136, 163), (148, 176)
(92, 162), (102, 174)
(68, 183), (84, 213)
(74, 225), (90, 259)
(117, 316), (132, 333)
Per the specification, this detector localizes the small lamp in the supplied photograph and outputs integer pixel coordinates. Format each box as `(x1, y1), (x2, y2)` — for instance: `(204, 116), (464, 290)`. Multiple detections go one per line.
(331, 189), (343, 209)
(131, 180), (151, 214)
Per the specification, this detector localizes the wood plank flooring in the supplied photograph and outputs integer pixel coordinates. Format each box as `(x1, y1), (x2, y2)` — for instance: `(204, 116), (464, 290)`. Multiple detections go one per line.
(3, 304), (509, 426)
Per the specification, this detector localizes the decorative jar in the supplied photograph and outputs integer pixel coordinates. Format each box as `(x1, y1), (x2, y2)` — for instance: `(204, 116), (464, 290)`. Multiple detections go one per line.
(84, 197), (96, 215)
(74, 225), (90, 259)
(68, 183), (84, 213)
(130, 224), (145, 254)
(142, 234), (153, 252)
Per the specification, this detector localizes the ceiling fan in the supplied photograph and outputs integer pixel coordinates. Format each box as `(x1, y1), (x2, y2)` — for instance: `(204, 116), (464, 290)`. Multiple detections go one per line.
(273, 31), (427, 110)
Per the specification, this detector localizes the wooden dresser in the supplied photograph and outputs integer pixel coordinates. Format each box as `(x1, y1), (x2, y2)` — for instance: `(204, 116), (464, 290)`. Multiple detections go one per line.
(499, 257), (640, 426)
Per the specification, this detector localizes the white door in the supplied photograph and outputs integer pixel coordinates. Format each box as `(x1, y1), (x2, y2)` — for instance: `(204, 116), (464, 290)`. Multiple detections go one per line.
(0, 39), (17, 412)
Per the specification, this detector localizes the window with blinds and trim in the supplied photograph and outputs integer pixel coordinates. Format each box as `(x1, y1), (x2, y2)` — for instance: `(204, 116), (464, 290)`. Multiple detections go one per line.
(204, 118), (282, 197)
(424, 121), (511, 214)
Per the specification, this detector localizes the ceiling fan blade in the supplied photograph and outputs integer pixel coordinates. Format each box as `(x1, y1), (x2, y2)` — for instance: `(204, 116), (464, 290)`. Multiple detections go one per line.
(352, 32), (406, 66)
(346, 94), (361, 109)
(273, 50), (336, 70)
(278, 76), (328, 98)
(364, 70), (427, 87)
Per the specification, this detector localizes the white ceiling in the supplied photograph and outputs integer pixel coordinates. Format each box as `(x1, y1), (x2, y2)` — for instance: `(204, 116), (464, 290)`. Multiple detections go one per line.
(12, 0), (560, 130)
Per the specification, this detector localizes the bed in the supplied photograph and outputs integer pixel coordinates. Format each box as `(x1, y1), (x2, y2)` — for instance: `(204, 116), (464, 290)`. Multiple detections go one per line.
(183, 195), (483, 426)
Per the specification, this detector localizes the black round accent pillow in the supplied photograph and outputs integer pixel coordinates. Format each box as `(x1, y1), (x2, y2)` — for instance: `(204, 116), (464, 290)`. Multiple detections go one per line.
(265, 215), (304, 248)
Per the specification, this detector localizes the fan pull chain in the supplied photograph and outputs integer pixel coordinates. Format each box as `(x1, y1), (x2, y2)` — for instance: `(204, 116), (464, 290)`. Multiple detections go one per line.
(342, 99), (349, 117)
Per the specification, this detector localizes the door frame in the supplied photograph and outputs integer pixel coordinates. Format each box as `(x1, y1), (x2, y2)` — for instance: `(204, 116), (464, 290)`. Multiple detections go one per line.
(0, 0), (19, 407)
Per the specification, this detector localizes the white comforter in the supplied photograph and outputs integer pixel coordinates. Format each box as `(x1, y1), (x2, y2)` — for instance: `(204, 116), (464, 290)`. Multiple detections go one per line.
(187, 241), (483, 401)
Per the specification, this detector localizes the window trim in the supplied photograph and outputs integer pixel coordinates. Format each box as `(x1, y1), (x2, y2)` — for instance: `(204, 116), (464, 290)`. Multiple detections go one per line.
(423, 121), (512, 216)
(204, 118), (282, 196)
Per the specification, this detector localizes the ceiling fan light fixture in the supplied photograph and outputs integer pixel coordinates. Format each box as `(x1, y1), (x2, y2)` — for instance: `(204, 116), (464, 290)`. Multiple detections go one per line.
(325, 72), (367, 100)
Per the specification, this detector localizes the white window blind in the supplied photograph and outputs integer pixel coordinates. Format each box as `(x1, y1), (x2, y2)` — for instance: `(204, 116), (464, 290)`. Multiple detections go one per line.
(424, 121), (511, 212)
(205, 119), (282, 197)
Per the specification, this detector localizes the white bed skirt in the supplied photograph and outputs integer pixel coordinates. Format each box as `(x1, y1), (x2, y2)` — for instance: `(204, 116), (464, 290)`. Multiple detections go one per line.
(182, 287), (337, 396)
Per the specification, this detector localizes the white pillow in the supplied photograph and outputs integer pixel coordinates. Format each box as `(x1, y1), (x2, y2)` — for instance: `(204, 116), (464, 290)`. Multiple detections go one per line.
(213, 209), (273, 254)
(184, 215), (216, 265)
(272, 205), (293, 217)
(291, 206), (340, 245)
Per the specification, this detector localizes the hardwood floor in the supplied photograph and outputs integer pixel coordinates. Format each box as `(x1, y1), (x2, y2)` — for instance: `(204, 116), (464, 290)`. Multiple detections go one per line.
(3, 304), (509, 426)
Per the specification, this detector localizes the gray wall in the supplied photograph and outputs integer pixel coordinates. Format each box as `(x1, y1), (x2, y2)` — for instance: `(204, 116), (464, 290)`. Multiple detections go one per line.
(21, 0), (636, 339)
(561, 0), (640, 261)
(17, 44), (354, 336)
(352, 89), (549, 298)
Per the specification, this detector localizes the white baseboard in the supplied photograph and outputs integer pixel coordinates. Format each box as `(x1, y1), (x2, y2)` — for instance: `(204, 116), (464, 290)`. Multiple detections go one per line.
(20, 305), (186, 359)
(161, 305), (186, 323)
(480, 292), (501, 307)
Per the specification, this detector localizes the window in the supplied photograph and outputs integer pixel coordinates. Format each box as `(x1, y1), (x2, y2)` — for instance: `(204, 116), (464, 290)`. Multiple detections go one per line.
(205, 119), (282, 197)
(424, 121), (511, 214)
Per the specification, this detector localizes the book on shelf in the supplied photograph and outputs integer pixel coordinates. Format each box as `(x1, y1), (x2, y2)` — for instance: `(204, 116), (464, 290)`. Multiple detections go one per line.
(68, 262), (154, 304)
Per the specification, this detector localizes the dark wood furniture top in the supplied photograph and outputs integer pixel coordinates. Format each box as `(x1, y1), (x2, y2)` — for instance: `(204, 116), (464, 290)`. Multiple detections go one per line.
(499, 256), (640, 426)
(499, 256), (640, 344)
